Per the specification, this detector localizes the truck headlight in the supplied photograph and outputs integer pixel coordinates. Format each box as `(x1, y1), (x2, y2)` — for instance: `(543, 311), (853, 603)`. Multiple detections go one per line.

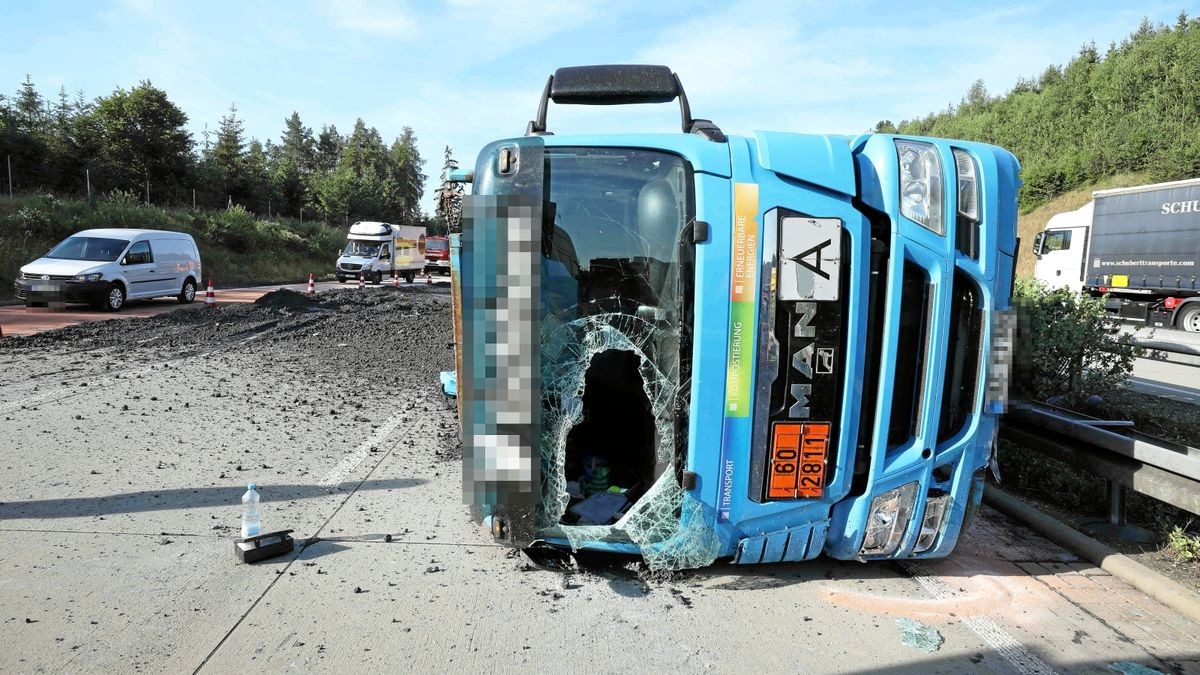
(71, 273), (102, 283)
(913, 493), (950, 554)
(896, 140), (944, 234)
(860, 481), (919, 557)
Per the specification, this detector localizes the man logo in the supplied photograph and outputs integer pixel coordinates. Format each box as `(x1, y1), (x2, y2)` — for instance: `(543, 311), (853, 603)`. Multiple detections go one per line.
(816, 347), (835, 375)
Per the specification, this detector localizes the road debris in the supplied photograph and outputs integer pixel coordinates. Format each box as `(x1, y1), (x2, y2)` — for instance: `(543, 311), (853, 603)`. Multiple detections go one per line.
(895, 617), (943, 653)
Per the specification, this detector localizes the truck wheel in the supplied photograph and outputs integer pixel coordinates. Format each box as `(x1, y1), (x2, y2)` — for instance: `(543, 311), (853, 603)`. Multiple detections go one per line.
(104, 284), (126, 312)
(1178, 305), (1200, 333)
(178, 278), (196, 304)
(373, 272), (382, 285)
(404, 272), (415, 283)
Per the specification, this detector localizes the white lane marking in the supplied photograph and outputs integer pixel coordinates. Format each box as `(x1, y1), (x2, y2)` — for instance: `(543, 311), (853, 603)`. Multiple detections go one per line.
(316, 415), (407, 488)
(900, 561), (1056, 675)
(0, 388), (71, 415)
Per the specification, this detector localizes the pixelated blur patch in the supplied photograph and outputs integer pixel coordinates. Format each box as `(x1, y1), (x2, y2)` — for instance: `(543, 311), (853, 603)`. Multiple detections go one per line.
(460, 192), (542, 508)
(986, 308), (1015, 414)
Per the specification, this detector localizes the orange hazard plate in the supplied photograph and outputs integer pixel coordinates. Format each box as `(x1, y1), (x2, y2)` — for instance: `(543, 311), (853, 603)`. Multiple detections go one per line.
(768, 422), (830, 499)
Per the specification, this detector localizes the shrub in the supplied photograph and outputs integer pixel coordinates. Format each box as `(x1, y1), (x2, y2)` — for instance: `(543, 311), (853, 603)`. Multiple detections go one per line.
(1166, 525), (1200, 563)
(1011, 278), (1141, 403)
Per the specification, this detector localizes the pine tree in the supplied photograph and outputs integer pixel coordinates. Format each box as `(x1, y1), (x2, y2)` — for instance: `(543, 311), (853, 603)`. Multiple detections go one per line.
(435, 145), (463, 234)
(211, 104), (246, 204)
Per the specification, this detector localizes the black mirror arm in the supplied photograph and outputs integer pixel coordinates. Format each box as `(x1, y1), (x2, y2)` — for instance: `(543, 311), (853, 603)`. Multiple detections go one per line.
(526, 76), (554, 136)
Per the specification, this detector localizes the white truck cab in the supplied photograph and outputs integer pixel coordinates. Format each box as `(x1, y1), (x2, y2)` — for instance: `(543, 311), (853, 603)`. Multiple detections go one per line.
(335, 221), (426, 284)
(1032, 202), (1092, 293)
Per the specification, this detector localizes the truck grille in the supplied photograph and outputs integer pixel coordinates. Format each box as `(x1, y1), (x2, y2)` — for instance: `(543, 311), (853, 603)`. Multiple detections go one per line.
(937, 272), (984, 443)
(887, 260), (933, 449)
(340, 263), (362, 271)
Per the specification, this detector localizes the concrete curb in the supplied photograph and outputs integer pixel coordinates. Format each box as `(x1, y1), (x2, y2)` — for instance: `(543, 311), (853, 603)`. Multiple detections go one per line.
(983, 487), (1200, 624)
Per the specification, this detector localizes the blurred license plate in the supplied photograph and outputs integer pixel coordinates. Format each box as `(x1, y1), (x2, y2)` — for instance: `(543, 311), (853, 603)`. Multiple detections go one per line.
(768, 422), (830, 499)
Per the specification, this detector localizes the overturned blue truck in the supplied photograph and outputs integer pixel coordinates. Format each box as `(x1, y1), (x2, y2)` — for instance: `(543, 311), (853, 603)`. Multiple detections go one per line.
(448, 65), (1019, 570)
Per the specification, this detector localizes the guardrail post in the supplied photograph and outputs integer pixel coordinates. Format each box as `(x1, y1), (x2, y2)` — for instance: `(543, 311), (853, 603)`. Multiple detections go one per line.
(1106, 479), (1127, 526)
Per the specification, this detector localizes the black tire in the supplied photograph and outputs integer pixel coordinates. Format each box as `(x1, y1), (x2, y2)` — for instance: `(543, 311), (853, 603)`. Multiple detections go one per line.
(404, 272), (415, 283)
(25, 301), (47, 309)
(178, 278), (197, 304)
(104, 283), (126, 312)
(337, 278), (346, 284)
(1178, 304), (1200, 333)
(373, 272), (383, 285)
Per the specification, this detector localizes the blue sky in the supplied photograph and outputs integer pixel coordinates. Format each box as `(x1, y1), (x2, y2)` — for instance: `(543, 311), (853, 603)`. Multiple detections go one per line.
(0, 0), (1190, 212)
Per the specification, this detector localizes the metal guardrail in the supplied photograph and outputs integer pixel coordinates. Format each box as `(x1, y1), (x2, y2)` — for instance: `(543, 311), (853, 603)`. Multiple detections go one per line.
(1000, 401), (1200, 524)
(1127, 336), (1200, 359)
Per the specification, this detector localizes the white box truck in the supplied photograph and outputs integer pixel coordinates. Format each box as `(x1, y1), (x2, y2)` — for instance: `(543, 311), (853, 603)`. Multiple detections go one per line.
(1033, 177), (1200, 331)
(335, 221), (426, 284)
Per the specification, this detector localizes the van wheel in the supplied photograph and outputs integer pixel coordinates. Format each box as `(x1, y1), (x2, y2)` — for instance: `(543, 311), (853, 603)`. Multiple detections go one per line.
(1179, 305), (1200, 333)
(104, 284), (126, 312)
(404, 272), (415, 283)
(178, 278), (197, 304)
(337, 278), (346, 284)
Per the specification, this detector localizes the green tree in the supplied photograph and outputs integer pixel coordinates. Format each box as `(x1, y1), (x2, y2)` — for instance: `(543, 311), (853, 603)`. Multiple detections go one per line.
(435, 145), (462, 234)
(315, 124), (342, 172)
(92, 81), (192, 202)
(209, 104), (246, 205)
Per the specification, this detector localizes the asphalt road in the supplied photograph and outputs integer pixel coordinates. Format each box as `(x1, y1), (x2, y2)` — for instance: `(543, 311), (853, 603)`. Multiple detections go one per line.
(0, 286), (1195, 673)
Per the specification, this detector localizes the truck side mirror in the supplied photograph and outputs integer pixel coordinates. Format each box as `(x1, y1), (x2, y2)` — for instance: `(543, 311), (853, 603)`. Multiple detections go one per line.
(1032, 231), (1045, 257)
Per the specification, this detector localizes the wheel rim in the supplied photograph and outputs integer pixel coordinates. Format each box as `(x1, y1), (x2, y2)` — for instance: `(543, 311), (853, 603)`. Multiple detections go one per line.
(1186, 310), (1200, 332)
(109, 288), (123, 309)
(184, 283), (195, 301)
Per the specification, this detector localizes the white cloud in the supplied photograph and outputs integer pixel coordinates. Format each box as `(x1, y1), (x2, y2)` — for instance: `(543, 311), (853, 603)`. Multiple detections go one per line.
(324, 0), (418, 38)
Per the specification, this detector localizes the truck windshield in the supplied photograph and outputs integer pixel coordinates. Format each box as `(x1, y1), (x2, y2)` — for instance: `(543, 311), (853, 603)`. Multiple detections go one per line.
(343, 241), (380, 257)
(45, 236), (129, 262)
(539, 147), (695, 549)
(427, 239), (448, 251)
(543, 147), (688, 322)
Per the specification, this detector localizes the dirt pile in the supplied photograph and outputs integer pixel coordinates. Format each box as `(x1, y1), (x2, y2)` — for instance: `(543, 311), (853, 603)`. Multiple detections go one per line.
(3, 287), (452, 369)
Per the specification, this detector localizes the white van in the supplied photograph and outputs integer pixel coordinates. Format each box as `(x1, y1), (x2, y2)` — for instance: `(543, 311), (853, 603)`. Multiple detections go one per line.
(14, 228), (202, 312)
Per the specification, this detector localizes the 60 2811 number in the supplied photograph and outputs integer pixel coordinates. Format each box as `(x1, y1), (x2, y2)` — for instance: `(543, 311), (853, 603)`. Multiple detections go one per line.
(767, 422), (830, 499)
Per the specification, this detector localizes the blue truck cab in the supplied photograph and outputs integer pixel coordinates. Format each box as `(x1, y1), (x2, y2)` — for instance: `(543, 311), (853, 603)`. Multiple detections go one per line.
(452, 65), (1019, 569)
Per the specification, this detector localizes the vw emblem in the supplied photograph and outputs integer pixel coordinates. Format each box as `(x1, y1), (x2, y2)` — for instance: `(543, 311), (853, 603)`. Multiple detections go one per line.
(41, 275), (49, 280)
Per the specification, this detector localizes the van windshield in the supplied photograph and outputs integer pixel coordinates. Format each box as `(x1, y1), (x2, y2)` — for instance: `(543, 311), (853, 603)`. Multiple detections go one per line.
(46, 236), (129, 262)
(343, 241), (380, 257)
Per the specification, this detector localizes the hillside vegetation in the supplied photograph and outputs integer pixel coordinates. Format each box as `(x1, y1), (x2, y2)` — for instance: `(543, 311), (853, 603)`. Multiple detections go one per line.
(887, 15), (1199, 210)
(1, 192), (342, 303)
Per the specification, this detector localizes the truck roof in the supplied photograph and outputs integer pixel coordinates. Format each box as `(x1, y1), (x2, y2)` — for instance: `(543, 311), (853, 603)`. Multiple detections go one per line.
(1094, 177), (1200, 198)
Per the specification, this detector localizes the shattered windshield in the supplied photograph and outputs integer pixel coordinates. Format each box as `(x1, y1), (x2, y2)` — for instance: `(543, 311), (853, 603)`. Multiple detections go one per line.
(343, 240), (380, 257)
(538, 147), (714, 568)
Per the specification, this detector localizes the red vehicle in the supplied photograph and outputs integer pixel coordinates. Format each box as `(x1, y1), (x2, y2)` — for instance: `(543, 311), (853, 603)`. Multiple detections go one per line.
(425, 236), (450, 275)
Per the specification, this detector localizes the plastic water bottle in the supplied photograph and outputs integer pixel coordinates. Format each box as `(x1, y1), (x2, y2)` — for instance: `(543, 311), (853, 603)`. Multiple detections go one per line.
(241, 483), (261, 539)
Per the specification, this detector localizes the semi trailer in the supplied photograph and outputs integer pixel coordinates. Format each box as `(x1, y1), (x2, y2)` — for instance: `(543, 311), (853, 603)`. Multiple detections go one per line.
(1033, 177), (1200, 331)
(451, 65), (1019, 570)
